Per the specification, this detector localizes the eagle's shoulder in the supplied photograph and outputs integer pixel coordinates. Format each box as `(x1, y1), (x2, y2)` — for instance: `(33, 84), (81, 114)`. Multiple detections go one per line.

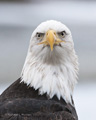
(0, 78), (40, 102)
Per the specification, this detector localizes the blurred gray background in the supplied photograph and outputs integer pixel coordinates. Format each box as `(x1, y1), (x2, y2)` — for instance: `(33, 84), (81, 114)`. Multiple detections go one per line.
(0, 0), (96, 120)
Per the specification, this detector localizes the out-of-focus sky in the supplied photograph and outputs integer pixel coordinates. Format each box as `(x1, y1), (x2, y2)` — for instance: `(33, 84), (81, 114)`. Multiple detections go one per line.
(0, 0), (96, 120)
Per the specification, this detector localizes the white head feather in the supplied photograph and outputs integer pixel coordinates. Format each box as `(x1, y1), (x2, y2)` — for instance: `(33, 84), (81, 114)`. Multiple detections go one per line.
(21, 20), (79, 104)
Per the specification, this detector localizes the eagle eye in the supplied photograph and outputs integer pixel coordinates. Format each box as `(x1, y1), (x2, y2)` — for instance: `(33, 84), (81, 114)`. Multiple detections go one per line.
(59, 31), (66, 38)
(36, 33), (44, 38)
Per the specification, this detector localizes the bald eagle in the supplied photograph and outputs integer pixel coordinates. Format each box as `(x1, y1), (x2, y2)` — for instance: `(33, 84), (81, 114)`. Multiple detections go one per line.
(0, 20), (79, 120)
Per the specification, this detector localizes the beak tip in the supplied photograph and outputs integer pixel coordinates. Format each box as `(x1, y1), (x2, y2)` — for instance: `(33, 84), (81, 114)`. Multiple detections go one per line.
(50, 47), (53, 51)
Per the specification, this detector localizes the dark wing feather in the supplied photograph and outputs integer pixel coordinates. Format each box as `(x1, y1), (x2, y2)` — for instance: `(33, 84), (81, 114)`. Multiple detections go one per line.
(0, 112), (76, 120)
(0, 78), (78, 120)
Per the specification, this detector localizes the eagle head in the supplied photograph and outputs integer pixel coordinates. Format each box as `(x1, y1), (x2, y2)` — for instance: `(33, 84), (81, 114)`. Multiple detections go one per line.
(21, 20), (79, 104)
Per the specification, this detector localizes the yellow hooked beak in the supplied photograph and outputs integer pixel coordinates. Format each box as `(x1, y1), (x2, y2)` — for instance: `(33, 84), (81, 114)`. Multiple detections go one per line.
(38, 30), (65, 51)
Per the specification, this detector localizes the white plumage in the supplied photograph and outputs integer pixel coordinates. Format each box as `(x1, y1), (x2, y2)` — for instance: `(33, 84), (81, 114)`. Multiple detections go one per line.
(21, 20), (79, 104)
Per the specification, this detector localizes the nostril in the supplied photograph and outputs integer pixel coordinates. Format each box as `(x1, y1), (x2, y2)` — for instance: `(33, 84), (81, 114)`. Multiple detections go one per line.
(54, 32), (56, 35)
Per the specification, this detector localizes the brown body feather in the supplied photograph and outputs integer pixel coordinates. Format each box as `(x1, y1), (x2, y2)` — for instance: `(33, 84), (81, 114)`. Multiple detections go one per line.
(0, 78), (78, 120)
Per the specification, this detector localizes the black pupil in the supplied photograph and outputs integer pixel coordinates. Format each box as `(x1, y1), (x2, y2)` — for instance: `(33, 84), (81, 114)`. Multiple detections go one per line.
(61, 32), (64, 36)
(38, 33), (41, 37)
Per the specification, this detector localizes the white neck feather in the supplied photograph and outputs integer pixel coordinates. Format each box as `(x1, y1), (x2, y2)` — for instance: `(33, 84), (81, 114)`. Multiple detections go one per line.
(21, 45), (78, 104)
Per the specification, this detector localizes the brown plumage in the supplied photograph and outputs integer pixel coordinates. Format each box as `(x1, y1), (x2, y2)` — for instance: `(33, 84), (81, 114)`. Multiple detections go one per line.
(0, 78), (78, 120)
